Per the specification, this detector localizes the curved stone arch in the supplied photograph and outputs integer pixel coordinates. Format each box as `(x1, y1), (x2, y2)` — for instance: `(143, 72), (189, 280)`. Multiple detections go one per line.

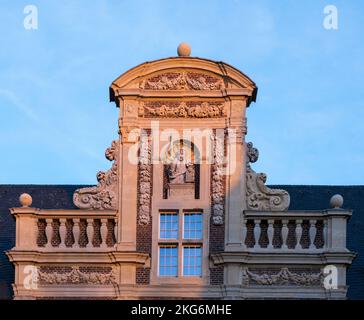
(161, 138), (201, 165)
(109, 57), (257, 102)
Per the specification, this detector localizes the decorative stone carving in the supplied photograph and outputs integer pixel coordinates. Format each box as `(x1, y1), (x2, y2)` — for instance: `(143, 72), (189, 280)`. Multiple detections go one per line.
(139, 101), (226, 118)
(119, 124), (139, 143)
(73, 141), (118, 210)
(242, 268), (323, 287)
(138, 135), (151, 225)
(246, 141), (259, 163)
(139, 72), (225, 90)
(211, 131), (225, 225)
(246, 142), (290, 211)
(105, 140), (117, 161)
(38, 266), (117, 285)
(167, 147), (194, 184)
(126, 103), (134, 114)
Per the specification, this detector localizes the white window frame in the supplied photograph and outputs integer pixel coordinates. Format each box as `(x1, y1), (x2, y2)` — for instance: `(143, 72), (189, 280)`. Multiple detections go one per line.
(157, 209), (205, 280)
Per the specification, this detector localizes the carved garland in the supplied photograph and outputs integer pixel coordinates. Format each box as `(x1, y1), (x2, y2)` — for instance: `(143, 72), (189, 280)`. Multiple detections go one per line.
(139, 72), (225, 90)
(138, 134), (152, 225)
(139, 101), (226, 118)
(38, 266), (117, 285)
(246, 142), (290, 211)
(211, 130), (225, 225)
(242, 268), (323, 287)
(73, 140), (119, 210)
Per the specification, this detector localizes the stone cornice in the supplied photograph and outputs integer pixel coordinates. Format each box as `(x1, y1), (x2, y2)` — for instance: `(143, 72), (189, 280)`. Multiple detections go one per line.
(210, 251), (357, 266)
(113, 88), (254, 100)
(244, 209), (353, 219)
(10, 208), (117, 218)
(6, 250), (150, 266)
(110, 252), (150, 265)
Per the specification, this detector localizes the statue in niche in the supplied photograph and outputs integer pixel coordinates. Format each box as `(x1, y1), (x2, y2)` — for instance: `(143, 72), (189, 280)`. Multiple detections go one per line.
(167, 148), (195, 184)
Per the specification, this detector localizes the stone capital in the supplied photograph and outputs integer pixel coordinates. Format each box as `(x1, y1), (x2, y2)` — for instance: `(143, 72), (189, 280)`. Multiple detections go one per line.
(118, 124), (140, 143)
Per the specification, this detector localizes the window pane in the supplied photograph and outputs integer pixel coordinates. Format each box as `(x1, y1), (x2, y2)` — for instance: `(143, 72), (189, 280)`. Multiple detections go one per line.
(159, 246), (178, 276)
(183, 213), (202, 239)
(183, 246), (202, 276)
(160, 213), (178, 239)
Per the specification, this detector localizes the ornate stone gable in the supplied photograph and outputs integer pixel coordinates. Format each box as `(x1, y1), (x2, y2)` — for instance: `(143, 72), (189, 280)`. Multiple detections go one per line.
(73, 141), (119, 210)
(139, 101), (226, 118)
(6, 45), (355, 301)
(139, 71), (225, 90)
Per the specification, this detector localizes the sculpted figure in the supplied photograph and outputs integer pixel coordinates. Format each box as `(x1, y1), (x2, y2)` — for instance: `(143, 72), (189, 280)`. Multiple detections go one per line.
(167, 149), (194, 184)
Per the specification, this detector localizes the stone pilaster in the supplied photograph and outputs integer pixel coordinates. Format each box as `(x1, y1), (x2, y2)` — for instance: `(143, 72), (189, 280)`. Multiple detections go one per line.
(224, 99), (247, 252)
(116, 99), (139, 251)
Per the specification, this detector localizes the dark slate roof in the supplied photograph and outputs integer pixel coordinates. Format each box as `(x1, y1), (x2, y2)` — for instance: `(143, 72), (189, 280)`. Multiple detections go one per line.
(1, 185), (363, 300)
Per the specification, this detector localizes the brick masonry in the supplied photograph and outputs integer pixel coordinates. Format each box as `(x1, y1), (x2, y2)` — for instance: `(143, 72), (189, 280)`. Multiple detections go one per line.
(209, 221), (225, 285)
(136, 219), (152, 284)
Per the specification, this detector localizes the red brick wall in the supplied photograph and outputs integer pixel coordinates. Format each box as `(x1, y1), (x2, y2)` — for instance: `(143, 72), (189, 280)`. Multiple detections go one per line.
(209, 221), (225, 285)
(136, 218), (152, 284)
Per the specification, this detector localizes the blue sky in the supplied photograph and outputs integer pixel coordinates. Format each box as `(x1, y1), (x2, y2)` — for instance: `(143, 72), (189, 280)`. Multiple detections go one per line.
(0, 0), (363, 185)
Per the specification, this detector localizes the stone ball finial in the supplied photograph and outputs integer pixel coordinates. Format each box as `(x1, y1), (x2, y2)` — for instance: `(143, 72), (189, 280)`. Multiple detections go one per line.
(330, 194), (344, 209)
(177, 42), (191, 57)
(19, 193), (32, 207)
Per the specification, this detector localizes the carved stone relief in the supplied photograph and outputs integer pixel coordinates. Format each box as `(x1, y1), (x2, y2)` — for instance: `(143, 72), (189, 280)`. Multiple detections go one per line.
(138, 135), (152, 225)
(211, 130), (225, 225)
(139, 72), (225, 90)
(38, 266), (117, 285)
(246, 142), (290, 211)
(73, 141), (118, 210)
(242, 268), (323, 287)
(166, 142), (195, 184)
(139, 101), (226, 118)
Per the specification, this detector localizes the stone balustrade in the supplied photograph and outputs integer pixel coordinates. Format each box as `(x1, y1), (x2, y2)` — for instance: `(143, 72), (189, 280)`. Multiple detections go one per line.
(10, 205), (118, 251)
(38, 214), (117, 249)
(242, 209), (351, 252)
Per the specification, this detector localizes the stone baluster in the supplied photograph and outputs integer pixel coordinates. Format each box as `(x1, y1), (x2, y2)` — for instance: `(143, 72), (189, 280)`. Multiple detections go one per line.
(281, 219), (289, 249)
(73, 219), (80, 248)
(45, 219), (53, 248)
(253, 220), (261, 249)
(86, 219), (94, 248)
(267, 220), (274, 249)
(242, 218), (247, 249)
(59, 219), (67, 248)
(100, 219), (108, 248)
(309, 219), (317, 250)
(295, 219), (303, 250)
(323, 219), (327, 249)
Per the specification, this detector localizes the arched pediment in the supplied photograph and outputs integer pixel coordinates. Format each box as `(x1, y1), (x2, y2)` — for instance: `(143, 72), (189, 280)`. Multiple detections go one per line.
(109, 57), (257, 104)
